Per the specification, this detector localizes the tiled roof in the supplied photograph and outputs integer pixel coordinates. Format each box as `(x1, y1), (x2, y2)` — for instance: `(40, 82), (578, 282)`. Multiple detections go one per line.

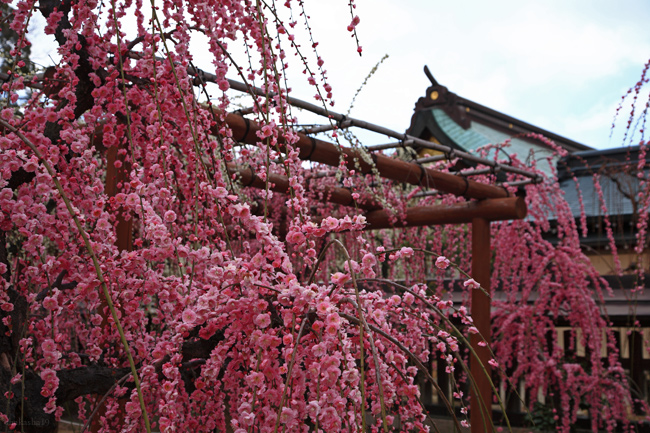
(407, 70), (592, 176)
(558, 146), (646, 218)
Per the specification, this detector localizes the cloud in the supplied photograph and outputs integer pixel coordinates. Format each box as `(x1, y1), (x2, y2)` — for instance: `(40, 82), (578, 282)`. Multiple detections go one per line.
(22, 0), (650, 150)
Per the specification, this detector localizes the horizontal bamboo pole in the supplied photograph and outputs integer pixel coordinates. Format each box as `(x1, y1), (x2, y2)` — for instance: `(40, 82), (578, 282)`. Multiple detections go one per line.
(366, 140), (414, 151)
(301, 120), (352, 135)
(220, 76), (543, 184)
(364, 197), (526, 230)
(221, 113), (510, 200)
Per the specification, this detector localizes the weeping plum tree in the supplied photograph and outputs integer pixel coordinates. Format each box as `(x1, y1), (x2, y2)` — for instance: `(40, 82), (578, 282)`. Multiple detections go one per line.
(0, 0), (648, 432)
(0, 1), (487, 432)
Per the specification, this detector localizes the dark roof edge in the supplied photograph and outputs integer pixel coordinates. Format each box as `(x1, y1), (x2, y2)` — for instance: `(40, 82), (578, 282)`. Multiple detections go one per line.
(570, 145), (641, 159)
(456, 96), (594, 153)
(414, 67), (594, 153)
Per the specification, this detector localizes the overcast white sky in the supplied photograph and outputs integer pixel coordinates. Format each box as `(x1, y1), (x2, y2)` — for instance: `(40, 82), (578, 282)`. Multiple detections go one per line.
(299, 0), (650, 150)
(30, 0), (650, 150)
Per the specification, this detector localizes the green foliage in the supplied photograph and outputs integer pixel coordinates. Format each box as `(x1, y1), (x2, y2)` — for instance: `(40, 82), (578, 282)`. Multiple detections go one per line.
(528, 401), (557, 433)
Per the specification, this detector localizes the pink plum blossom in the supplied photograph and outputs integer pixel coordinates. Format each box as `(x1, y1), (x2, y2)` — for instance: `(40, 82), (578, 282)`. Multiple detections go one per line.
(435, 256), (450, 269)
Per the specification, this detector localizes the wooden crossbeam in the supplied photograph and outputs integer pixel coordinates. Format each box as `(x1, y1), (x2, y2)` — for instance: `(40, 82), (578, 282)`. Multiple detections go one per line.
(364, 197), (526, 229)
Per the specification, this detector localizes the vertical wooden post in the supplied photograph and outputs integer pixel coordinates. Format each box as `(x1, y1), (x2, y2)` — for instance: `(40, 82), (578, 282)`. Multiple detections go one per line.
(470, 217), (492, 433)
(90, 143), (131, 432)
(104, 144), (133, 252)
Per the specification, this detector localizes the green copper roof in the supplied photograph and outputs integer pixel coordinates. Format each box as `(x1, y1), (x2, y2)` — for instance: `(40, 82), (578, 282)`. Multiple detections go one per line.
(431, 108), (557, 176)
(431, 108), (490, 150)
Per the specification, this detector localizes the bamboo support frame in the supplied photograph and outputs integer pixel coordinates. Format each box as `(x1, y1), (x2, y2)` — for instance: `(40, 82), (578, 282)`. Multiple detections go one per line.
(502, 179), (539, 187)
(459, 167), (497, 177)
(218, 75), (543, 184)
(221, 113), (512, 200)
(366, 140), (414, 151)
(412, 190), (440, 199)
(231, 164), (526, 227)
(416, 154), (450, 164)
(301, 120), (353, 135)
